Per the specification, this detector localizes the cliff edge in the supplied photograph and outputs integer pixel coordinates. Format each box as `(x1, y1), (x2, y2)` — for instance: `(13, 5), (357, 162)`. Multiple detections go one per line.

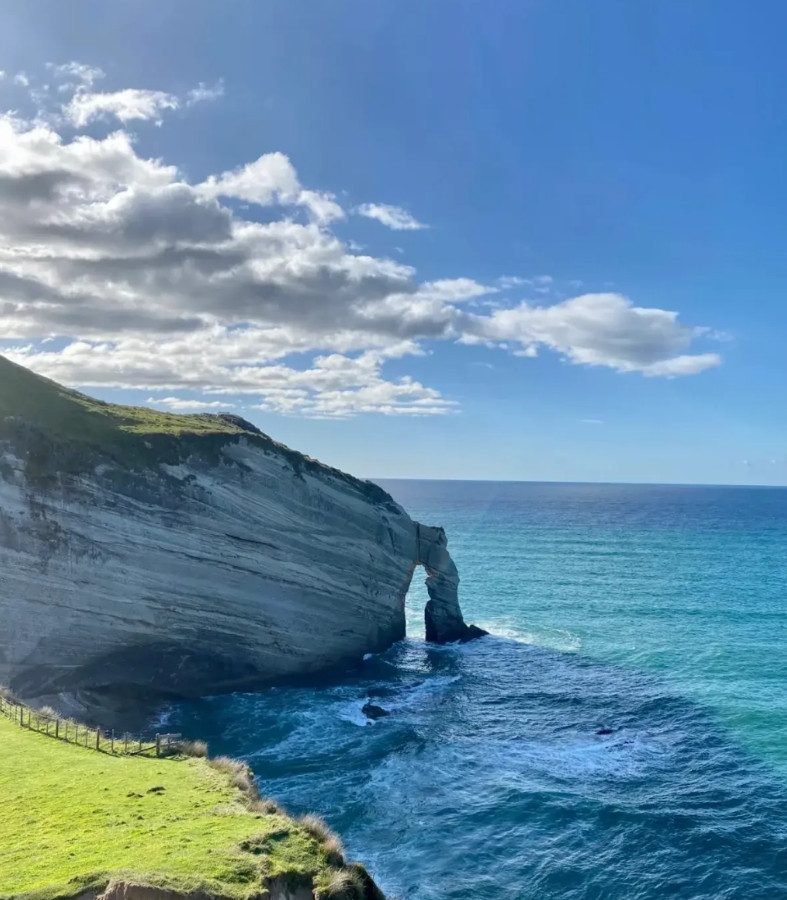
(0, 356), (482, 722)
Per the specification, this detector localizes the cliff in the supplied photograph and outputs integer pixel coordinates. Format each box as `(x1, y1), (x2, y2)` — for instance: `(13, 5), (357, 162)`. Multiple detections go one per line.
(0, 356), (480, 723)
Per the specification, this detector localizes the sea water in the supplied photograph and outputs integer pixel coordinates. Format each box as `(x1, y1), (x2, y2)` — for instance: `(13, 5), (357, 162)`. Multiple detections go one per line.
(167, 482), (787, 899)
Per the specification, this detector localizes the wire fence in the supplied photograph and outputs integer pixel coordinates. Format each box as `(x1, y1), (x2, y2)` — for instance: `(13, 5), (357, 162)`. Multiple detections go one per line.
(0, 694), (182, 757)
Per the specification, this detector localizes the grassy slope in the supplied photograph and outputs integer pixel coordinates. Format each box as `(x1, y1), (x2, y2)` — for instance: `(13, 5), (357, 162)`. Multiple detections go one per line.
(0, 356), (245, 443)
(0, 716), (333, 900)
(0, 356), (400, 510)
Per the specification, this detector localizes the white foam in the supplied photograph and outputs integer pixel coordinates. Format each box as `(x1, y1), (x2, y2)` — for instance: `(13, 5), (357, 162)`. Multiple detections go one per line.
(336, 699), (375, 727)
(335, 673), (464, 727)
(494, 731), (670, 782)
(476, 618), (583, 653)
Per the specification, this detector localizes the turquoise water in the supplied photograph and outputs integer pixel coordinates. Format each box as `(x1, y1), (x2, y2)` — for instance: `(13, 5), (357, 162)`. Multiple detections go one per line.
(168, 482), (787, 898)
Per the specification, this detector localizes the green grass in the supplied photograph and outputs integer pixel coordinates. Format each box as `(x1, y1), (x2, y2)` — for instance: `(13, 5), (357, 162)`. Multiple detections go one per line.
(0, 355), (259, 480)
(0, 716), (340, 900)
(0, 355), (245, 443)
(0, 355), (400, 512)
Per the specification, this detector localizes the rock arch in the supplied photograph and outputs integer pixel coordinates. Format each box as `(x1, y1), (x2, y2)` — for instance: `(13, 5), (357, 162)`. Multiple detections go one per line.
(415, 523), (487, 643)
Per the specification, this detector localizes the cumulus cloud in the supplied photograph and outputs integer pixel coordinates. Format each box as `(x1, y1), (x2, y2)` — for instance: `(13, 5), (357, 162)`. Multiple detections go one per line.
(16, 62), (222, 128)
(355, 202), (427, 230)
(468, 293), (721, 376)
(199, 152), (344, 224)
(47, 62), (105, 91)
(0, 67), (723, 417)
(64, 88), (180, 126)
(147, 397), (235, 412)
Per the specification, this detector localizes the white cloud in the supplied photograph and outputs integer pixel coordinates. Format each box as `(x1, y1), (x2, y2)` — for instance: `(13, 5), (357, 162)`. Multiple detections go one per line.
(64, 88), (180, 126)
(47, 62), (105, 91)
(581, 418), (603, 425)
(296, 189), (345, 224)
(15, 64), (223, 128)
(497, 275), (529, 289)
(470, 293), (721, 377)
(147, 396), (235, 412)
(355, 202), (427, 230)
(200, 152), (299, 205)
(637, 353), (721, 377)
(199, 153), (344, 224)
(0, 67), (723, 418)
(186, 81), (225, 105)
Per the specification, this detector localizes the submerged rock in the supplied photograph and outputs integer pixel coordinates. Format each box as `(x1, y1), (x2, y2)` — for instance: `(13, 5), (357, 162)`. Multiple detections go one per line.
(362, 702), (390, 720)
(0, 356), (482, 723)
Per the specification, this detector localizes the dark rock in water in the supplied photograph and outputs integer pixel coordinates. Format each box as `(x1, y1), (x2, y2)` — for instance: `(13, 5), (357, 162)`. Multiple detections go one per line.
(362, 702), (390, 720)
(417, 525), (488, 643)
(596, 727), (614, 736)
(460, 624), (490, 642)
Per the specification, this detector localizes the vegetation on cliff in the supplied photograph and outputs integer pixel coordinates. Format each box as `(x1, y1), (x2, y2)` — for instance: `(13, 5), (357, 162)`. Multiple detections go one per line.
(0, 355), (398, 509)
(0, 712), (383, 900)
(0, 356), (247, 441)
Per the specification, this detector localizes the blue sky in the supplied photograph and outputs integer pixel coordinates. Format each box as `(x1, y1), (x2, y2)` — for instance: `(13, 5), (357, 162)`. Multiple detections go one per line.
(0, 0), (786, 483)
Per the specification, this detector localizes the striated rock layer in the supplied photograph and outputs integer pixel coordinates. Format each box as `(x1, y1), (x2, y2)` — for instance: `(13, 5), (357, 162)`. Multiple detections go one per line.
(0, 357), (482, 723)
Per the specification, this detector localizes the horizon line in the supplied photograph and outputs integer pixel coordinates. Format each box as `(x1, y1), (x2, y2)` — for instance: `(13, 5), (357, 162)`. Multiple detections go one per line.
(367, 477), (787, 489)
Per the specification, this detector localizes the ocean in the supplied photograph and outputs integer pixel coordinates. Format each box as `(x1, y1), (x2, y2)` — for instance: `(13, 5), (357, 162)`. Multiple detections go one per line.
(166, 481), (787, 899)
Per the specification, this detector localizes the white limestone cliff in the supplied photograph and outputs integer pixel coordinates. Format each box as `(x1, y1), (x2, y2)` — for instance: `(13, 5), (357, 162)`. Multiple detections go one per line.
(0, 357), (482, 723)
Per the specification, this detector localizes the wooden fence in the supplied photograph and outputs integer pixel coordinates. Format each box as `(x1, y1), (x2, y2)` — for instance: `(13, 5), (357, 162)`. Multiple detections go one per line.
(0, 694), (182, 757)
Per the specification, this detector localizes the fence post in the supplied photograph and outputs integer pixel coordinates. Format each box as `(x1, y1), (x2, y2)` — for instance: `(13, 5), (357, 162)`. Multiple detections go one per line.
(55, 718), (59, 739)
(111, 730), (115, 754)
(155, 734), (161, 757)
(96, 729), (101, 751)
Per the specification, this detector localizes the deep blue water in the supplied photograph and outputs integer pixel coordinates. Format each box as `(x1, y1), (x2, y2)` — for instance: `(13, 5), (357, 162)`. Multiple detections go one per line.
(167, 482), (787, 899)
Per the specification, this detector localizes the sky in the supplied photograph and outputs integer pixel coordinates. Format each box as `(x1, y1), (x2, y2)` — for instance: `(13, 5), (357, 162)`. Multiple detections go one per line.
(0, 0), (786, 484)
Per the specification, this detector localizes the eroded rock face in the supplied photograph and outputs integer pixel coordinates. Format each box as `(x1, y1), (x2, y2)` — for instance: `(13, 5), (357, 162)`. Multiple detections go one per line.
(0, 416), (478, 723)
(417, 524), (487, 643)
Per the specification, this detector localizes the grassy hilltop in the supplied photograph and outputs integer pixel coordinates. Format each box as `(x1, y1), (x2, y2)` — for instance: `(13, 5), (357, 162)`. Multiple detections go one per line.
(0, 355), (247, 443)
(0, 714), (380, 900)
(0, 354), (397, 504)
